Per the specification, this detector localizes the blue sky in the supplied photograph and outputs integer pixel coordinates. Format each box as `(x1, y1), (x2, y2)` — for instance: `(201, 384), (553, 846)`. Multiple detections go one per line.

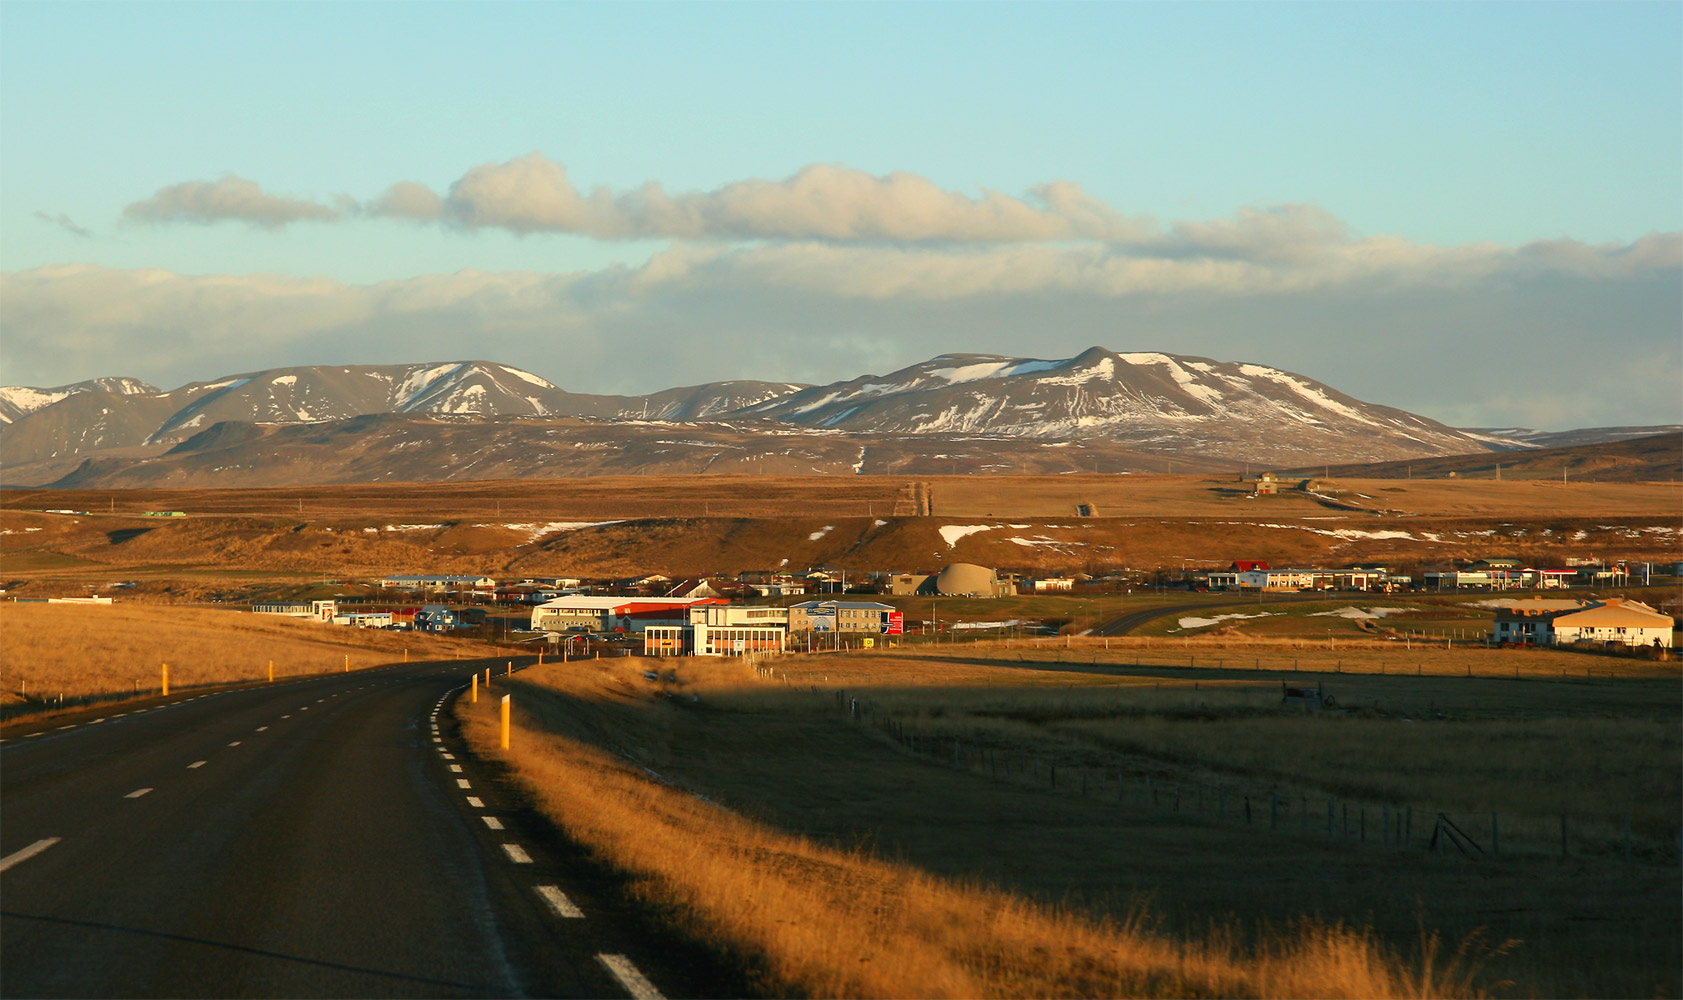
(2, 1), (1679, 428)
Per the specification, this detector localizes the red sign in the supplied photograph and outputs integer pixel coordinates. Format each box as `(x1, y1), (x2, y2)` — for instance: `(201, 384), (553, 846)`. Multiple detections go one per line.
(884, 611), (904, 635)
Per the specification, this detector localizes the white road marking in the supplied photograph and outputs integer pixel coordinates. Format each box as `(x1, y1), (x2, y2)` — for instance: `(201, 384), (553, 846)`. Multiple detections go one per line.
(449, 764), (463, 773)
(535, 884), (585, 918)
(91, 718), (105, 724)
(281, 715), (291, 719)
(465, 796), (484, 807)
(597, 954), (664, 1000)
(0, 838), (62, 874)
(501, 843), (533, 863)
(25, 733), (43, 738)
(57, 725), (76, 731)
(227, 741), (242, 747)
(457, 779), (472, 789)
(187, 761), (207, 769)
(432, 737), (442, 743)
(440, 753), (454, 760)
(112, 713), (127, 717)
(256, 726), (269, 731)
(125, 788), (153, 799)
(481, 816), (504, 830)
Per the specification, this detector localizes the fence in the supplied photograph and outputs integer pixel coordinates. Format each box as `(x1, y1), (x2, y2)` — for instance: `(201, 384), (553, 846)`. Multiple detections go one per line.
(795, 680), (1680, 867)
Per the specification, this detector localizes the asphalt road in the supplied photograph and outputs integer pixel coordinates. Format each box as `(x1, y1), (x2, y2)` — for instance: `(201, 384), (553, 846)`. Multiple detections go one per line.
(1, 660), (738, 999)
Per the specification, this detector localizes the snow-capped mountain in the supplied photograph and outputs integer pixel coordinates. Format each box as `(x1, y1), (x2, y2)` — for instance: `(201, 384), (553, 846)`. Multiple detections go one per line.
(1, 362), (807, 468)
(0, 376), (157, 424)
(736, 347), (1490, 463)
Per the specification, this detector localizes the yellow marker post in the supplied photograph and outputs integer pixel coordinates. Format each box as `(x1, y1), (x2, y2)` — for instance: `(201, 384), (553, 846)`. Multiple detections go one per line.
(484, 667), (490, 687)
(161, 663), (169, 696)
(471, 673), (478, 703)
(343, 654), (349, 673)
(404, 648), (409, 663)
(268, 660), (274, 683)
(537, 650), (543, 665)
(499, 694), (511, 750)
(507, 660), (513, 677)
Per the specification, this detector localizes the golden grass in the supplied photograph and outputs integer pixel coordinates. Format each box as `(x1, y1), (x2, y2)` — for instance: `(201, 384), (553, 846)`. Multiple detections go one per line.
(458, 658), (1507, 999)
(0, 602), (490, 706)
(10, 474), (1677, 520)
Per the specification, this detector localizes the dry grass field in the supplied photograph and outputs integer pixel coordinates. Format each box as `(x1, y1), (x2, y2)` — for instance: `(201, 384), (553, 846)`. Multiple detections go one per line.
(460, 646), (1679, 998)
(6, 473), (1680, 521)
(0, 603), (493, 712)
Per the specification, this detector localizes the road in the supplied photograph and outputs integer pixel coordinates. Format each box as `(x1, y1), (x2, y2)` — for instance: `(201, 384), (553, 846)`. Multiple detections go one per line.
(1, 660), (738, 999)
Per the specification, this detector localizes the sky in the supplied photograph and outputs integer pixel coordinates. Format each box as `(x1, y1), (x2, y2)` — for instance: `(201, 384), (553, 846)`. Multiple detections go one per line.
(2, 1), (1679, 430)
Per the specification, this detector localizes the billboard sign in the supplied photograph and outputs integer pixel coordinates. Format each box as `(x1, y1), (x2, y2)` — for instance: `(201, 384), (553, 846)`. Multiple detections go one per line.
(883, 611), (904, 635)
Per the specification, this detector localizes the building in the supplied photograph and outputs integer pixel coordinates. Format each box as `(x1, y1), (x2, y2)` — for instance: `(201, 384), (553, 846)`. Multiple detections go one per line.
(253, 599), (337, 621)
(788, 600), (902, 634)
(645, 604), (789, 657)
(414, 604), (460, 632)
(1490, 598), (1674, 648)
(933, 563), (1011, 597)
(1552, 599), (1673, 647)
(332, 611), (395, 628)
(882, 572), (932, 596)
(1024, 577), (1075, 593)
(1253, 473), (1280, 496)
(530, 595), (724, 634)
(380, 574), (498, 594)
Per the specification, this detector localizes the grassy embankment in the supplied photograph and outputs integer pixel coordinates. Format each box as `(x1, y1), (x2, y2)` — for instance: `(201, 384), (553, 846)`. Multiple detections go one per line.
(457, 647), (1681, 998)
(0, 602), (495, 715)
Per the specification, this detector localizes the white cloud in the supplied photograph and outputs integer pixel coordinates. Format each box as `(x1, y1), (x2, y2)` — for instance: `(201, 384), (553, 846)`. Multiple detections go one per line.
(123, 175), (344, 228)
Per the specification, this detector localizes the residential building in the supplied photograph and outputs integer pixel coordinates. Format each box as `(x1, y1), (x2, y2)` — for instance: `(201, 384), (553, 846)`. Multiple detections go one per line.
(1490, 598), (1674, 648)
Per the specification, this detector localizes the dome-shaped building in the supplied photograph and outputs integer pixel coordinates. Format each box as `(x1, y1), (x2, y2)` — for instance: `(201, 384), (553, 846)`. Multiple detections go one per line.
(935, 562), (1001, 597)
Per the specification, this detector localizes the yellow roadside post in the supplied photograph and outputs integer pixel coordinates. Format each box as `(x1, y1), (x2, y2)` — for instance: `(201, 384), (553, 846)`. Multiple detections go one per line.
(537, 650), (543, 665)
(471, 673), (478, 703)
(507, 660), (513, 677)
(404, 648), (409, 663)
(161, 663), (169, 696)
(500, 694), (511, 750)
(343, 654), (349, 673)
(484, 667), (490, 687)
(268, 660), (274, 683)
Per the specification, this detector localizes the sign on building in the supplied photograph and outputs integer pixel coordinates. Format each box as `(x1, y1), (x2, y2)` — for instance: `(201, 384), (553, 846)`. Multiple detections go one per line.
(883, 611), (904, 635)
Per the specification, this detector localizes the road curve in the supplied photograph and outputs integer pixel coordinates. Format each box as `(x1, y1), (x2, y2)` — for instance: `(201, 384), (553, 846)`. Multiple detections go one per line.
(1, 659), (739, 999)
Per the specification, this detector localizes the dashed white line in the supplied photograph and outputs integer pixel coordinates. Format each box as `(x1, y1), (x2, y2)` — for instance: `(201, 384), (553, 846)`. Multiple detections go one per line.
(256, 726), (269, 731)
(597, 954), (664, 1000)
(440, 753), (455, 760)
(465, 796), (484, 808)
(501, 843), (533, 864)
(187, 761), (207, 769)
(124, 788), (153, 799)
(456, 779), (472, 789)
(57, 725), (76, 731)
(0, 838), (62, 874)
(281, 715), (291, 719)
(449, 764), (463, 773)
(481, 816), (504, 830)
(24, 733), (43, 738)
(91, 718), (105, 724)
(227, 741), (242, 747)
(535, 884), (585, 919)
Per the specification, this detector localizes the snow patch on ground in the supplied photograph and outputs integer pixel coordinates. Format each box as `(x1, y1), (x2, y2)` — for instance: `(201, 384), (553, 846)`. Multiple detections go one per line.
(501, 521), (624, 542)
(873, 519), (888, 527)
(809, 525), (835, 541)
(1175, 612), (1278, 629)
(939, 524), (996, 547)
(1309, 607), (1412, 620)
(384, 524), (445, 532)
(271, 375), (298, 386)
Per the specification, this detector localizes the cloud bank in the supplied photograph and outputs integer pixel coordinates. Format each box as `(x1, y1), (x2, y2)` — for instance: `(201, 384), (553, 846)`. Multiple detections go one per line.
(123, 174), (346, 228)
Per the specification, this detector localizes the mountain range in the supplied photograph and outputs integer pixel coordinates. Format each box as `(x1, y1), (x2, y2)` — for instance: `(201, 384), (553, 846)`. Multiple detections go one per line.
(3, 350), (1675, 488)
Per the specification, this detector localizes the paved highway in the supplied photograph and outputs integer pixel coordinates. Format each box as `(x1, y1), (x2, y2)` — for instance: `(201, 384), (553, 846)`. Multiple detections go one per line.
(1, 660), (736, 998)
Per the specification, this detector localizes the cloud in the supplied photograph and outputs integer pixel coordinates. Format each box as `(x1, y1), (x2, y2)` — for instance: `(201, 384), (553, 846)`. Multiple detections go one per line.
(3, 231), (1677, 429)
(33, 211), (92, 238)
(123, 174), (344, 228)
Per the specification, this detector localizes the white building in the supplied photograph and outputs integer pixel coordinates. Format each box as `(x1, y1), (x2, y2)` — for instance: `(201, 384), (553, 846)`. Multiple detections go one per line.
(530, 595), (722, 634)
(644, 604), (789, 657)
(1491, 598), (1674, 648)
